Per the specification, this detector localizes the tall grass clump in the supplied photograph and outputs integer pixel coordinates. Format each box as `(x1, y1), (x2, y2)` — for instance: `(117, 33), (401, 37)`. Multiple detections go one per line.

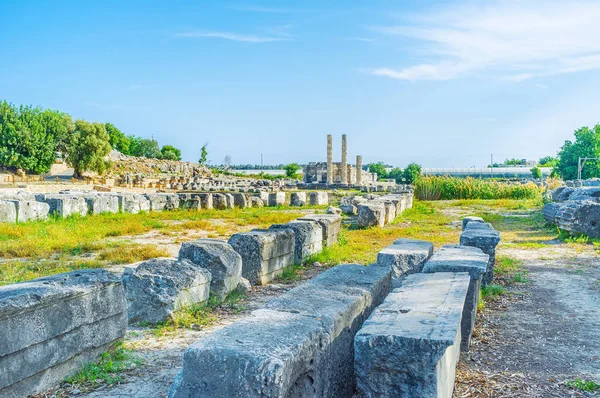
(414, 176), (543, 201)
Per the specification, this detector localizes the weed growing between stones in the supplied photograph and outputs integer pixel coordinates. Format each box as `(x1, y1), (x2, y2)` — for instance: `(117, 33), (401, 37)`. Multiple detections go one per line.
(278, 264), (306, 282)
(565, 378), (600, 392)
(64, 342), (142, 391)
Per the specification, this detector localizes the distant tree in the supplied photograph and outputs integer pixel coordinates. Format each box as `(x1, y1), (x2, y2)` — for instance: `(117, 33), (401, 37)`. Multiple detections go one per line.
(129, 137), (161, 158)
(160, 145), (181, 161)
(403, 162), (422, 184)
(105, 123), (131, 155)
(223, 155), (232, 170)
(0, 101), (74, 174)
(64, 120), (111, 178)
(556, 125), (600, 180)
(387, 167), (404, 183)
(538, 156), (558, 167)
(199, 143), (208, 165)
(368, 162), (388, 179)
(530, 166), (542, 179)
(284, 163), (301, 178)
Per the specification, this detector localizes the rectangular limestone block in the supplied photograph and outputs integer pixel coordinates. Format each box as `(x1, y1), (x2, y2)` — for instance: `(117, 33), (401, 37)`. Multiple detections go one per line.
(290, 191), (306, 206)
(145, 193), (180, 211)
(460, 222), (500, 285)
(232, 193), (248, 208)
(10, 200), (50, 222)
(170, 264), (392, 398)
(268, 192), (286, 207)
(40, 195), (88, 218)
(297, 214), (342, 247)
(228, 229), (295, 285)
(0, 200), (17, 223)
(462, 216), (484, 230)
(309, 191), (328, 205)
(115, 194), (150, 214)
(422, 245), (488, 351)
(270, 220), (323, 264)
(0, 269), (127, 397)
(357, 202), (386, 228)
(376, 238), (434, 280)
(83, 194), (120, 214)
(354, 272), (470, 398)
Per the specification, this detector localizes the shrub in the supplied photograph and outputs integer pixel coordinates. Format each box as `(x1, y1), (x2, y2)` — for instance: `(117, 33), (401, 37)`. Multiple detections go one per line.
(414, 176), (543, 201)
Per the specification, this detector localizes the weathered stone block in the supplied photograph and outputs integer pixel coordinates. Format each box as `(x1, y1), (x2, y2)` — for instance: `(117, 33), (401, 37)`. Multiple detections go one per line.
(297, 214), (341, 247)
(357, 202), (385, 228)
(145, 193), (180, 211)
(83, 194), (119, 214)
(460, 222), (500, 284)
(270, 220), (323, 263)
(354, 272), (469, 398)
(212, 193), (227, 210)
(290, 192), (306, 206)
(422, 245), (488, 351)
(0, 270), (126, 398)
(340, 203), (357, 215)
(309, 191), (328, 205)
(224, 193), (235, 209)
(39, 195), (88, 218)
(232, 193), (248, 208)
(326, 206), (342, 215)
(178, 239), (242, 301)
(170, 264), (391, 398)
(10, 200), (50, 222)
(542, 202), (561, 224)
(376, 238), (434, 280)
(554, 200), (600, 238)
(462, 216), (484, 230)
(228, 229), (295, 285)
(116, 194), (150, 214)
(250, 196), (264, 207)
(0, 200), (17, 223)
(122, 258), (212, 324)
(268, 192), (286, 207)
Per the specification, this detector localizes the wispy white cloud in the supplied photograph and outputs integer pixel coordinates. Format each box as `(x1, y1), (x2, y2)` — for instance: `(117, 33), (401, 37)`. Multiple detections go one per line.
(175, 31), (287, 43)
(351, 37), (376, 43)
(370, 1), (600, 81)
(127, 84), (145, 91)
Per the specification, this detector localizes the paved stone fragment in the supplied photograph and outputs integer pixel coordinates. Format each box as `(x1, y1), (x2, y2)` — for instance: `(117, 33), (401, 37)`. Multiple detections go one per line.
(357, 202), (386, 228)
(228, 229), (295, 285)
(178, 239), (242, 301)
(122, 258), (212, 324)
(0, 269), (126, 398)
(422, 245), (488, 351)
(354, 272), (469, 398)
(297, 214), (341, 247)
(270, 220), (323, 264)
(376, 238), (434, 280)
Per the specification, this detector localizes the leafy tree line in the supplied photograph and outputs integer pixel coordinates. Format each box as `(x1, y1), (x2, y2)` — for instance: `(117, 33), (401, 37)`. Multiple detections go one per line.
(366, 162), (422, 184)
(553, 124), (600, 180)
(0, 101), (183, 177)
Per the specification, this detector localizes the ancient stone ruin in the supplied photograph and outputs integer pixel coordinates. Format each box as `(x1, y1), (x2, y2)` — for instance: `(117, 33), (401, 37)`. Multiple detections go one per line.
(543, 186), (600, 238)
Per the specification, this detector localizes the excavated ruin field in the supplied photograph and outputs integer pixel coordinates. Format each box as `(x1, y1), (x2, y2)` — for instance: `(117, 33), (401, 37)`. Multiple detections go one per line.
(12, 199), (600, 398)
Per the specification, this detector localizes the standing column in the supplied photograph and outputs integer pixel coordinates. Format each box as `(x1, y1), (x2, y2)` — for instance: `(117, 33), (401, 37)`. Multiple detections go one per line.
(326, 135), (333, 184)
(341, 134), (347, 184)
(356, 155), (363, 186)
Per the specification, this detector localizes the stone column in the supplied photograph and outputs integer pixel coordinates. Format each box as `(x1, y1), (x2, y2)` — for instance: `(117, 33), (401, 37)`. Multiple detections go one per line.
(341, 134), (347, 184)
(356, 155), (363, 186)
(347, 164), (352, 184)
(327, 134), (333, 184)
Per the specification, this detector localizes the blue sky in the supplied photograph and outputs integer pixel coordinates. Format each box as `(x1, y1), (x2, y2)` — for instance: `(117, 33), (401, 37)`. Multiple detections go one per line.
(2, 0), (600, 167)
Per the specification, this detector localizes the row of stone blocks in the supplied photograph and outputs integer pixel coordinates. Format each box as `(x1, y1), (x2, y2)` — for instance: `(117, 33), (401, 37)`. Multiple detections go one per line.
(0, 190), (329, 223)
(122, 214), (342, 325)
(168, 217), (499, 397)
(356, 193), (414, 228)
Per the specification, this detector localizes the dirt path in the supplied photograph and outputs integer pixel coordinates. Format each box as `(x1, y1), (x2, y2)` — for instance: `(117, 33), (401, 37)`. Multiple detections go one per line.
(455, 245), (600, 397)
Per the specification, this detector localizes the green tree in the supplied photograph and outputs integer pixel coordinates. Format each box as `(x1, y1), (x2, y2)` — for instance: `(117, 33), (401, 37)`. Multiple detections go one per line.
(531, 166), (542, 179)
(105, 123), (131, 155)
(284, 163), (301, 178)
(387, 167), (404, 183)
(198, 143), (208, 165)
(538, 156), (558, 167)
(64, 120), (112, 178)
(160, 145), (181, 161)
(0, 101), (74, 174)
(403, 162), (422, 184)
(556, 125), (600, 180)
(368, 162), (388, 179)
(129, 137), (161, 158)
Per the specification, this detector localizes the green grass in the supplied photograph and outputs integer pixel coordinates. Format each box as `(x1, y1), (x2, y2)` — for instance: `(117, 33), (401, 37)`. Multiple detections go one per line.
(415, 176), (544, 201)
(152, 287), (248, 336)
(277, 264), (306, 282)
(65, 342), (142, 388)
(481, 284), (506, 300)
(566, 378), (600, 392)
